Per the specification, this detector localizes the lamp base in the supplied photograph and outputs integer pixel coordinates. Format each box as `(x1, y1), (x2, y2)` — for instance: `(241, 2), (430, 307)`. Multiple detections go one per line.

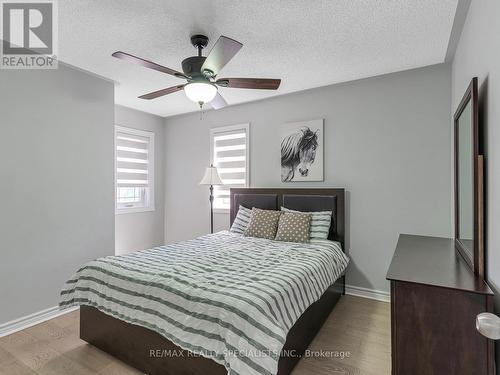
(209, 185), (214, 234)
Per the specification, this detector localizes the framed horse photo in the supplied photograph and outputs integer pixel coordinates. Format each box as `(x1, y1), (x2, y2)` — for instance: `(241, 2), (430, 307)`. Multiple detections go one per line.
(281, 119), (324, 182)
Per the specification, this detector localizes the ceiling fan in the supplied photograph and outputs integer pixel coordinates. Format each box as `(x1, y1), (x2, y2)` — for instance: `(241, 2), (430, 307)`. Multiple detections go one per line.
(112, 35), (281, 109)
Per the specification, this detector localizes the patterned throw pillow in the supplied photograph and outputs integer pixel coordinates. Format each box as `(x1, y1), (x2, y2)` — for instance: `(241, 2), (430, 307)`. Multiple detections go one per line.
(275, 212), (312, 243)
(281, 207), (332, 240)
(244, 208), (282, 239)
(230, 205), (252, 234)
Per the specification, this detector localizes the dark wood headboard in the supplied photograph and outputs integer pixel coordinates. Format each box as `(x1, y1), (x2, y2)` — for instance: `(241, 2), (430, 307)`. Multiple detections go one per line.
(229, 188), (345, 247)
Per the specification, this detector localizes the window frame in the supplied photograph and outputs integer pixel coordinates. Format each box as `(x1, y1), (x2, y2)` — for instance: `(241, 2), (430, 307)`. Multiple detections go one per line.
(210, 123), (250, 213)
(115, 125), (155, 215)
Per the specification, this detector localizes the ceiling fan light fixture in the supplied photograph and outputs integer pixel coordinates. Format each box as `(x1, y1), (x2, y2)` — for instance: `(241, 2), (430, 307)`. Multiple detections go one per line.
(112, 35), (280, 110)
(184, 82), (217, 104)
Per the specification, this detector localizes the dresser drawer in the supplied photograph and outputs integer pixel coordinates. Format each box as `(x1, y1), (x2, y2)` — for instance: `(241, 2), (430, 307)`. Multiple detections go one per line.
(391, 281), (493, 375)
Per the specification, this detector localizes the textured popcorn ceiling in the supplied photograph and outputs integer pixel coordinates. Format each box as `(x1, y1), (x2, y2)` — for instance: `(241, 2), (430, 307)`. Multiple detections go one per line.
(59, 0), (458, 117)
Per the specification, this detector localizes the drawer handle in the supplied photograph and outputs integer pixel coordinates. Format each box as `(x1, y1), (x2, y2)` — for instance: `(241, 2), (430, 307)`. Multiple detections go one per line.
(476, 313), (500, 339)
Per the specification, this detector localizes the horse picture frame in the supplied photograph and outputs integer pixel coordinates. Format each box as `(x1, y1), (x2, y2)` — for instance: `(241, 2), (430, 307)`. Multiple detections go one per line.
(281, 119), (324, 182)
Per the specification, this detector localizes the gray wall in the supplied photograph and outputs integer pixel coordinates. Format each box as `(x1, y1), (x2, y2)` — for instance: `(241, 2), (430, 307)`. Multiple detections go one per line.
(115, 105), (165, 254)
(164, 64), (452, 293)
(0, 64), (115, 323)
(452, 0), (500, 293)
(451, 1), (500, 369)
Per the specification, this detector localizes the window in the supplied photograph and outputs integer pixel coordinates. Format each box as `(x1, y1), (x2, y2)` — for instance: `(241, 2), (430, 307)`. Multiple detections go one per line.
(115, 126), (154, 213)
(210, 124), (249, 210)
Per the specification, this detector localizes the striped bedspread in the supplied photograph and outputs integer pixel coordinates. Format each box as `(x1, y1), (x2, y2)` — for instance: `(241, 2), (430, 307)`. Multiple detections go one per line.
(60, 231), (349, 375)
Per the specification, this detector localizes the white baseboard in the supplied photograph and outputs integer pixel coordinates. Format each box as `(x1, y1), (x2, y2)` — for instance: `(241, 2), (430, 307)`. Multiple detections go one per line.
(0, 306), (78, 338)
(345, 284), (391, 303)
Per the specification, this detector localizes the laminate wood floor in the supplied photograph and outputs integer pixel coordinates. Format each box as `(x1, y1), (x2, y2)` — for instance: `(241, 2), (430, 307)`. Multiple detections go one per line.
(0, 296), (390, 375)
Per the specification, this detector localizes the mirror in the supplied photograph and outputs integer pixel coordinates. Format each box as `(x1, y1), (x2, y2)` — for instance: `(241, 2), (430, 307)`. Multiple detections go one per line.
(457, 101), (473, 253)
(454, 77), (484, 277)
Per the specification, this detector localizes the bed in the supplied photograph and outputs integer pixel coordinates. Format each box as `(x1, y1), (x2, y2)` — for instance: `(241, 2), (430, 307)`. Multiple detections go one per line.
(60, 188), (348, 375)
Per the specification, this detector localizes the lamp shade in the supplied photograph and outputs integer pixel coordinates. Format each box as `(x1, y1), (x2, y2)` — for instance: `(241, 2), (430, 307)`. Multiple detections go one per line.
(199, 165), (223, 185)
(185, 82), (218, 104)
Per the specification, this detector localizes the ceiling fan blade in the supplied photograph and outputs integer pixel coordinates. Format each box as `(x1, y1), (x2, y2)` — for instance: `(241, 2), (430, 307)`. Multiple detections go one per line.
(112, 51), (187, 79)
(201, 36), (243, 77)
(216, 78), (281, 90)
(210, 92), (228, 109)
(138, 85), (185, 100)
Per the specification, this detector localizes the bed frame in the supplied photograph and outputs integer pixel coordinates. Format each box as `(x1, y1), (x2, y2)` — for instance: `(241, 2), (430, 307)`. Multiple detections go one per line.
(80, 188), (346, 375)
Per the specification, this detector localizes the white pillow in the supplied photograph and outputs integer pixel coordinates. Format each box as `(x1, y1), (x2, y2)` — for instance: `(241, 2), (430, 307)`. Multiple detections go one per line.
(281, 207), (332, 240)
(230, 205), (252, 234)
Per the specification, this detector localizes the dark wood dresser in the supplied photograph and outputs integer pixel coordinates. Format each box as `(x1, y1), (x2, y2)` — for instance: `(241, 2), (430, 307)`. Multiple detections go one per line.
(386, 234), (494, 375)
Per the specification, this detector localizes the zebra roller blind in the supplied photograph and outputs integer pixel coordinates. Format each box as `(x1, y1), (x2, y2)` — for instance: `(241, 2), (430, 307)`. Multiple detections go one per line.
(210, 124), (249, 210)
(115, 126), (154, 212)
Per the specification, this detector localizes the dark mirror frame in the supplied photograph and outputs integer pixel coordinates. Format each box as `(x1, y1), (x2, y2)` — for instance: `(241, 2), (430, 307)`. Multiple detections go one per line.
(454, 77), (484, 277)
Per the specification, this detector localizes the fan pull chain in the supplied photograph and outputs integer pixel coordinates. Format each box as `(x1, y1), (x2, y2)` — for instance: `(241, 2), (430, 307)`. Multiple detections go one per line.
(199, 102), (204, 120)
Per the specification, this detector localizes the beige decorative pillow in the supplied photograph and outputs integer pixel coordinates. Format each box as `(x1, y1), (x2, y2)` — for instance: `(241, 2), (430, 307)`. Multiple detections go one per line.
(275, 212), (312, 243)
(244, 208), (282, 239)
